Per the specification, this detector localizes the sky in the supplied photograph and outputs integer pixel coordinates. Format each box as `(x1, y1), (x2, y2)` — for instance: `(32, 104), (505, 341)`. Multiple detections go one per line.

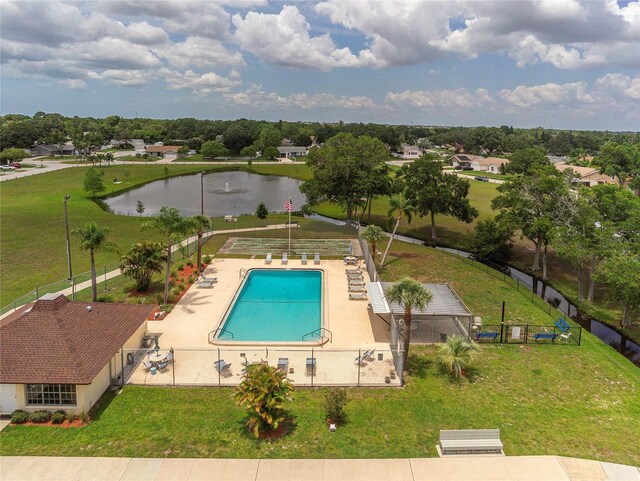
(1, 0), (639, 130)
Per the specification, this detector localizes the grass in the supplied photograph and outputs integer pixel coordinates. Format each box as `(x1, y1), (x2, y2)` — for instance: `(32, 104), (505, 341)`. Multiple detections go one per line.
(173, 154), (274, 162)
(455, 170), (513, 181)
(0, 164), (311, 305)
(1, 241), (638, 464)
(115, 155), (160, 162)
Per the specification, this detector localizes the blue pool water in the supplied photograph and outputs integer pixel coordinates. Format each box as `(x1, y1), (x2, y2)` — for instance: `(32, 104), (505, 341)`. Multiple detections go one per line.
(218, 269), (322, 342)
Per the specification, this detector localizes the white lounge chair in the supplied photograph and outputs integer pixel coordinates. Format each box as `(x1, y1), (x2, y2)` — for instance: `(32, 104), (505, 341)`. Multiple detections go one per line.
(349, 292), (367, 301)
(196, 277), (215, 288)
(314, 253), (320, 265)
(282, 253), (288, 264)
(265, 253), (272, 264)
(345, 266), (362, 273)
(348, 285), (366, 292)
(199, 273), (217, 283)
(214, 360), (232, 376)
(301, 253), (307, 265)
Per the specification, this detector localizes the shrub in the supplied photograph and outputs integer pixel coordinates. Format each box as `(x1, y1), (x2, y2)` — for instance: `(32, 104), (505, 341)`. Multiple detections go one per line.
(203, 255), (212, 264)
(324, 388), (349, 425)
(51, 411), (66, 424)
(29, 410), (51, 423)
(10, 410), (29, 424)
(186, 261), (193, 267)
(436, 335), (481, 382)
(235, 364), (293, 438)
(79, 411), (89, 423)
(170, 269), (177, 278)
(176, 263), (184, 271)
(188, 275), (195, 284)
(255, 202), (269, 219)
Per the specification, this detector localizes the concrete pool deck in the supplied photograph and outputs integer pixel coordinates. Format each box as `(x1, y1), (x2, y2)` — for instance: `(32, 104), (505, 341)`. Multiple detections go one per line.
(127, 258), (399, 387)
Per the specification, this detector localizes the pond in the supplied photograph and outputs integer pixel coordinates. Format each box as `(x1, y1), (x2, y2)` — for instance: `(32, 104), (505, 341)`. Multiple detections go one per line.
(105, 171), (306, 217)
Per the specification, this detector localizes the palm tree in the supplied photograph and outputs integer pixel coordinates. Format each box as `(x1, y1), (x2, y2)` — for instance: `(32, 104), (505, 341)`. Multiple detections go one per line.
(119, 241), (166, 291)
(436, 335), (481, 381)
(142, 207), (193, 304)
(72, 222), (118, 301)
(190, 215), (213, 273)
(385, 277), (433, 370)
(380, 196), (415, 269)
(361, 224), (385, 260)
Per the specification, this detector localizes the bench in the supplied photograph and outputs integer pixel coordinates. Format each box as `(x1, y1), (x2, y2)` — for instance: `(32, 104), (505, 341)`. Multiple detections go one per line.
(475, 331), (499, 341)
(439, 429), (503, 455)
(532, 332), (557, 342)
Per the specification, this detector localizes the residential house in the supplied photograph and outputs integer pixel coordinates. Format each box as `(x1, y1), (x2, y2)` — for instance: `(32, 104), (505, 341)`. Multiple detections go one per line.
(0, 293), (155, 415)
(450, 154), (509, 174)
(393, 144), (423, 160)
(554, 163), (617, 187)
(277, 146), (308, 159)
(30, 143), (76, 157)
(145, 145), (181, 160)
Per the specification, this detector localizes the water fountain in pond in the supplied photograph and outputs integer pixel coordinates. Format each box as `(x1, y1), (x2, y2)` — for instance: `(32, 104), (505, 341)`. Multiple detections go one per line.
(213, 180), (248, 194)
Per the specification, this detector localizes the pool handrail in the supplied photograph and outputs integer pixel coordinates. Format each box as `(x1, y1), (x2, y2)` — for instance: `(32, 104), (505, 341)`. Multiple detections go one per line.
(239, 268), (249, 280)
(209, 328), (234, 344)
(302, 327), (332, 344)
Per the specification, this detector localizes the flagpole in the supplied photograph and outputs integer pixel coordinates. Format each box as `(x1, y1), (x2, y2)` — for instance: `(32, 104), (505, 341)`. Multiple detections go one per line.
(288, 196), (291, 256)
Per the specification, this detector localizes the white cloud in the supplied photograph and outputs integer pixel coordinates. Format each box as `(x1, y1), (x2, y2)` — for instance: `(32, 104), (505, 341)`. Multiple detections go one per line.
(385, 88), (492, 109)
(162, 69), (243, 95)
(224, 85), (380, 110)
(232, 6), (359, 70)
(499, 82), (593, 108)
(158, 36), (245, 70)
(595, 73), (640, 100)
(58, 79), (87, 90)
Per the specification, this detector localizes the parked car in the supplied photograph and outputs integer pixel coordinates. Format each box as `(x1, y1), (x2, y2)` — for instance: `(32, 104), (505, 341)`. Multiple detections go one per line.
(475, 176), (489, 182)
(10, 162), (21, 168)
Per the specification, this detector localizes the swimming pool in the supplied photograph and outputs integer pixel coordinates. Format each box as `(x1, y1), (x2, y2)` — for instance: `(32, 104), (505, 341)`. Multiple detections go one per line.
(217, 269), (323, 342)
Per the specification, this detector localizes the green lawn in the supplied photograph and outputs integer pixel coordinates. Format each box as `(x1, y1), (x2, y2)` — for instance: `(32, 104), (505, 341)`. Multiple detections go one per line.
(0, 164), (311, 305)
(1, 242), (638, 464)
(455, 171), (513, 181)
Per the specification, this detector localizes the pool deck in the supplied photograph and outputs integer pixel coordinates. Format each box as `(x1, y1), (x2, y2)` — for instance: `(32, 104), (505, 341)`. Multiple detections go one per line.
(128, 258), (399, 387)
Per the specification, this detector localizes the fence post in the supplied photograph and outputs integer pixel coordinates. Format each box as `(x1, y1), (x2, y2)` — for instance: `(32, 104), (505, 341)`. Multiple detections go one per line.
(120, 345), (125, 387)
(104, 266), (107, 289)
(311, 348), (314, 388)
(217, 348), (221, 387)
(524, 324), (529, 344)
(35, 285), (39, 299)
(357, 349), (361, 387)
(577, 327), (582, 346)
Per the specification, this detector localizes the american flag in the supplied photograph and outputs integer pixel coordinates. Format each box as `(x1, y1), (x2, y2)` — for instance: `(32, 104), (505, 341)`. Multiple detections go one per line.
(284, 198), (293, 212)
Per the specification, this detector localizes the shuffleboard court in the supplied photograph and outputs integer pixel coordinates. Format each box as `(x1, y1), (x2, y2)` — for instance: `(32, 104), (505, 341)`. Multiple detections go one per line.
(219, 237), (357, 256)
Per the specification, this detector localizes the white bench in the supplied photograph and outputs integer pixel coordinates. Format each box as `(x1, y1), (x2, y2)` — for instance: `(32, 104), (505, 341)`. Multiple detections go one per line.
(439, 429), (503, 455)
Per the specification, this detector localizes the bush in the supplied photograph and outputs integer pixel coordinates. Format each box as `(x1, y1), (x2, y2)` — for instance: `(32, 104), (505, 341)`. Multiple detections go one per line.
(79, 411), (89, 423)
(186, 261), (193, 267)
(188, 275), (195, 284)
(324, 388), (349, 425)
(255, 202), (269, 219)
(51, 411), (66, 424)
(29, 410), (51, 423)
(203, 255), (212, 264)
(10, 410), (29, 424)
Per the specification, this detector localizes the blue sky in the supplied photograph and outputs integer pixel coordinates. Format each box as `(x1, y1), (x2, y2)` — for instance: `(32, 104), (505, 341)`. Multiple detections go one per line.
(1, 0), (639, 130)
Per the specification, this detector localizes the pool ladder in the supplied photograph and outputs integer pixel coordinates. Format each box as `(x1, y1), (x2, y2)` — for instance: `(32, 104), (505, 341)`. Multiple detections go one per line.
(208, 328), (234, 344)
(302, 327), (333, 344)
(239, 268), (249, 280)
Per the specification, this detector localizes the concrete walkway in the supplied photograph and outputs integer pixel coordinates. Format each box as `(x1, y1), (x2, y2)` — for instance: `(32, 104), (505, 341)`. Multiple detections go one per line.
(0, 456), (638, 481)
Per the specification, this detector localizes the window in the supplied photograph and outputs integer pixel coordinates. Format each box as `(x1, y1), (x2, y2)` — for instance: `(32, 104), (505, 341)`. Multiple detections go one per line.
(26, 384), (77, 406)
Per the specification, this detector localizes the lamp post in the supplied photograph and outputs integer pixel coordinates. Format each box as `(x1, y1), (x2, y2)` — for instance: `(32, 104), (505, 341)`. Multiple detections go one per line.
(200, 171), (205, 215)
(63, 194), (72, 280)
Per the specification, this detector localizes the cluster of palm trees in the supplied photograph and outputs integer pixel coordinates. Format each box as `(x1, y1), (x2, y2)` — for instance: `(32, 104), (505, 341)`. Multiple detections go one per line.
(73, 206), (212, 304)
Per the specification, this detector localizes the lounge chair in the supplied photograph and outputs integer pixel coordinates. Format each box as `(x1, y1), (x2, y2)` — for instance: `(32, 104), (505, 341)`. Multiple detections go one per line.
(348, 285), (366, 293)
(349, 292), (367, 301)
(196, 277), (215, 288)
(346, 266), (362, 273)
(157, 360), (169, 371)
(277, 358), (289, 372)
(282, 253), (288, 265)
(314, 253), (320, 265)
(348, 277), (365, 284)
(354, 349), (373, 366)
(214, 359), (232, 376)
(306, 357), (316, 376)
(143, 359), (154, 371)
(301, 253), (307, 265)
(265, 253), (272, 265)
(164, 348), (174, 363)
(199, 273), (217, 283)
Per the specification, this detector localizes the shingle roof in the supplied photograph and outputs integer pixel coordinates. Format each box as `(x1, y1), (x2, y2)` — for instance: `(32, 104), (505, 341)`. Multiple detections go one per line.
(145, 145), (180, 153)
(0, 294), (154, 384)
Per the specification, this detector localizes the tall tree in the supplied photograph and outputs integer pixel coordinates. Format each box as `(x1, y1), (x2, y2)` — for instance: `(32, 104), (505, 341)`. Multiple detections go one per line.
(380, 197), (415, 268)
(190, 215), (212, 273)
(201, 140), (228, 159)
(398, 155), (478, 241)
(385, 278), (433, 370)
(594, 141), (640, 195)
(594, 251), (640, 329)
(505, 148), (550, 175)
(72, 222), (118, 301)
(83, 167), (105, 198)
(301, 133), (389, 220)
(120, 241), (166, 291)
(492, 166), (570, 279)
(142, 207), (193, 304)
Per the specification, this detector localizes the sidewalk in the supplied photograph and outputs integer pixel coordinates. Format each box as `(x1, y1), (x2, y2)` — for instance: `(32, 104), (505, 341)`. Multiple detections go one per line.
(0, 456), (637, 481)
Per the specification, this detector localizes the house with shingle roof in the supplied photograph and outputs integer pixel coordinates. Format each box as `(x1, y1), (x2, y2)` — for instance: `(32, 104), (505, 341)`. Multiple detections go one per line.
(449, 154), (509, 174)
(393, 144), (423, 160)
(145, 145), (181, 160)
(277, 146), (308, 159)
(0, 293), (155, 415)
(554, 163), (617, 187)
